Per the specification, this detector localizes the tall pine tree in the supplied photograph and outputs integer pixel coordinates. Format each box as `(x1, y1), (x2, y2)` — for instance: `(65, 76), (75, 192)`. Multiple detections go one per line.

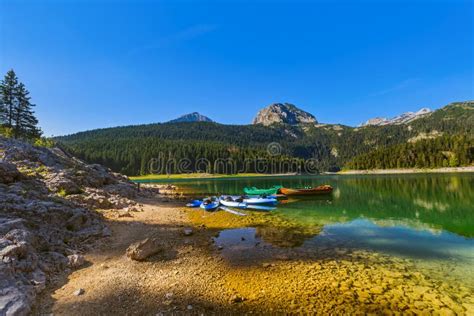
(0, 69), (19, 127)
(14, 83), (41, 139)
(0, 69), (41, 139)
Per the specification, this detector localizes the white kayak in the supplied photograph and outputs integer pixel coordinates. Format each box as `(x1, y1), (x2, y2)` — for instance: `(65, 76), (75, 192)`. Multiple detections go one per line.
(228, 195), (277, 205)
(219, 196), (248, 208)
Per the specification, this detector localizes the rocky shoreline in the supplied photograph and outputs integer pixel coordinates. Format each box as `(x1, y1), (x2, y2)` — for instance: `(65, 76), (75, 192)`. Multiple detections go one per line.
(2, 137), (473, 315)
(0, 136), (157, 315)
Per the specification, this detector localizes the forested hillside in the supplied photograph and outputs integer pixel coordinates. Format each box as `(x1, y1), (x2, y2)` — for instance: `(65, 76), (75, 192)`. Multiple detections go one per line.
(345, 135), (474, 170)
(56, 102), (474, 175)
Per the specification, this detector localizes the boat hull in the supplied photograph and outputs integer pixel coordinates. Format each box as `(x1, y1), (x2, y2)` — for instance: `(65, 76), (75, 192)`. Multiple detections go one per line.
(227, 195), (278, 205)
(243, 185), (282, 195)
(219, 198), (247, 208)
(280, 185), (333, 196)
(186, 200), (202, 207)
(200, 202), (220, 211)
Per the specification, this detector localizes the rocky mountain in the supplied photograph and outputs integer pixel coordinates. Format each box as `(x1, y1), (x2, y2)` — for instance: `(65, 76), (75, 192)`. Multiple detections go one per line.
(168, 112), (213, 123)
(252, 103), (318, 126)
(0, 136), (156, 315)
(361, 108), (432, 126)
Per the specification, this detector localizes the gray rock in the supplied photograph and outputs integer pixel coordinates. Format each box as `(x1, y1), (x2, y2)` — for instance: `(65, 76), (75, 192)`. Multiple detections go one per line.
(0, 162), (23, 184)
(0, 135), (154, 314)
(126, 238), (164, 261)
(0, 242), (28, 260)
(252, 103), (317, 126)
(67, 254), (85, 269)
(73, 288), (85, 296)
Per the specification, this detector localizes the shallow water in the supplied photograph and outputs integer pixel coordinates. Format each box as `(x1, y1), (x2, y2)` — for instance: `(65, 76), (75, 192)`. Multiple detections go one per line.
(165, 174), (474, 289)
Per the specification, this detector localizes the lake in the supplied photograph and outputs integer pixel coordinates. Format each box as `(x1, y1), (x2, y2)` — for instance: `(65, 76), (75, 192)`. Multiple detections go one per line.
(155, 173), (474, 291)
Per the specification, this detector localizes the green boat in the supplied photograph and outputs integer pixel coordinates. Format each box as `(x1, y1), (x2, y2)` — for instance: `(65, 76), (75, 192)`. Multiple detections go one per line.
(243, 185), (282, 195)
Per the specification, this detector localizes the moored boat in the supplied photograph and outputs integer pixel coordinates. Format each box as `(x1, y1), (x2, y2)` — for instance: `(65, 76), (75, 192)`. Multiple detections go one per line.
(186, 200), (202, 207)
(200, 197), (220, 211)
(243, 185), (282, 195)
(219, 196), (247, 208)
(226, 195), (278, 205)
(244, 196), (277, 205)
(280, 185), (333, 196)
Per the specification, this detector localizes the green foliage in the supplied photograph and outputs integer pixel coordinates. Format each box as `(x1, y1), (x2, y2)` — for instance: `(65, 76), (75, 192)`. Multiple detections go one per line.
(34, 137), (55, 148)
(0, 69), (42, 140)
(56, 102), (474, 175)
(0, 125), (14, 138)
(345, 135), (473, 170)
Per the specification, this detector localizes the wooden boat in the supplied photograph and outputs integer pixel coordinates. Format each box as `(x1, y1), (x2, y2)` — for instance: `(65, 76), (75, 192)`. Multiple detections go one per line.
(243, 185), (282, 195)
(280, 185), (333, 196)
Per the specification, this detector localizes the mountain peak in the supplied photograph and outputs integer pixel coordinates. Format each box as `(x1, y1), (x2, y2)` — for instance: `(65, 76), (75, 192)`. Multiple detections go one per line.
(252, 103), (317, 126)
(168, 112), (213, 123)
(361, 107), (432, 127)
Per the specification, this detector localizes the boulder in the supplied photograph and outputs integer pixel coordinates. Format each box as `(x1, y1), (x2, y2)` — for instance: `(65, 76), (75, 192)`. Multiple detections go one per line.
(46, 173), (82, 195)
(0, 219), (26, 236)
(67, 254), (85, 269)
(126, 238), (164, 261)
(0, 242), (28, 260)
(0, 162), (23, 184)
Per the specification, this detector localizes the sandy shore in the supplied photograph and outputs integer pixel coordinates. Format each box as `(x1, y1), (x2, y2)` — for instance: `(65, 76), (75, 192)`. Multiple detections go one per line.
(34, 197), (473, 315)
(339, 166), (474, 175)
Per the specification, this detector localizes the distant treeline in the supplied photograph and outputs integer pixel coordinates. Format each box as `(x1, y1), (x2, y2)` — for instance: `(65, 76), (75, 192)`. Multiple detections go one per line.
(57, 102), (474, 175)
(345, 135), (474, 170)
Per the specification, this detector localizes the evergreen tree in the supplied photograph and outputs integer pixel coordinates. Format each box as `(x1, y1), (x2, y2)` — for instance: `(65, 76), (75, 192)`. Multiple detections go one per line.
(0, 70), (42, 139)
(13, 83), (41, 138)
(0, 69), (19, 127)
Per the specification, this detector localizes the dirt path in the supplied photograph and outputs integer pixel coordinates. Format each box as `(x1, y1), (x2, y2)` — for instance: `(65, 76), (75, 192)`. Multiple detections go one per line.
(35, 198), (473, 315)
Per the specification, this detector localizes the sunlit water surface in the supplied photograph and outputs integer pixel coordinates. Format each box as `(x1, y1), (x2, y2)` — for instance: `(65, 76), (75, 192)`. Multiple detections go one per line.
(156, 173), (474, 288)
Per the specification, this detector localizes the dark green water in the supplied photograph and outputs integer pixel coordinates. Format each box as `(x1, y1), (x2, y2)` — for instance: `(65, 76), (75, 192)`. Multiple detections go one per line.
(156, 173), (474, 286)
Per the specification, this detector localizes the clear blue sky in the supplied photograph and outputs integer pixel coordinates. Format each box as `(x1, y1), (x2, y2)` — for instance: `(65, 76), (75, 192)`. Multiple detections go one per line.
(1, 0), (472, 136)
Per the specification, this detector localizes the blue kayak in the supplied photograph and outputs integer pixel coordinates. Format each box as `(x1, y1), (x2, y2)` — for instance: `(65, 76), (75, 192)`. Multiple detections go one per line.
(186, 200), (202, 208)
(200, 197), (220, 211)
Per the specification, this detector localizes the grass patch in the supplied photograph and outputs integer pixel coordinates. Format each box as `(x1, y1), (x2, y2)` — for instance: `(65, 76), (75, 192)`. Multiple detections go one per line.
(57, 188), (68, 197)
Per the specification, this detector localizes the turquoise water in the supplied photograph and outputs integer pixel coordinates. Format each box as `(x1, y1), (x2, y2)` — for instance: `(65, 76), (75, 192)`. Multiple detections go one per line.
(160, 173), (474, 286)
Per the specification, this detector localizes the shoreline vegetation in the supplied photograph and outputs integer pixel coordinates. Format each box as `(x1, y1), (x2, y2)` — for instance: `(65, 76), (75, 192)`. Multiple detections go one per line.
(130, 166), (474, 181)
(338, 166), (474, 175)
(130, 172), (298, 181)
